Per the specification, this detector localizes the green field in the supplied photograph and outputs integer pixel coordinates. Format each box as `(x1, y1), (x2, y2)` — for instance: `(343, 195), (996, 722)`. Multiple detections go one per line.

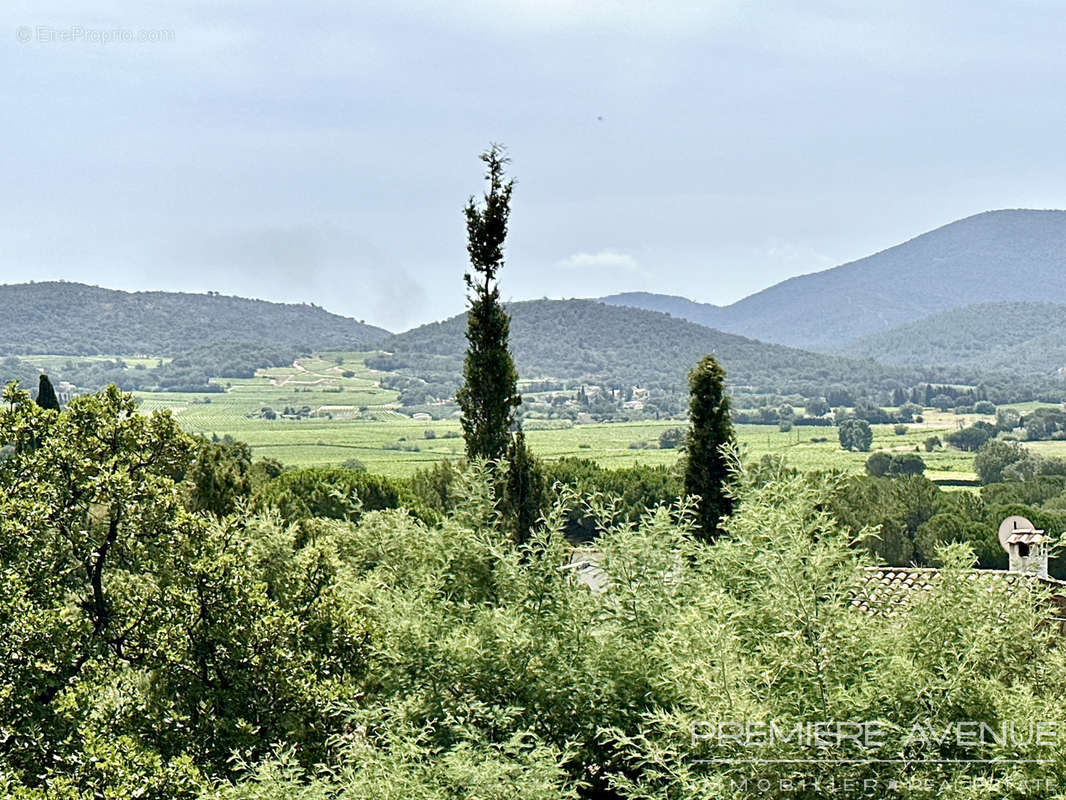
(118, 352), (989, 479)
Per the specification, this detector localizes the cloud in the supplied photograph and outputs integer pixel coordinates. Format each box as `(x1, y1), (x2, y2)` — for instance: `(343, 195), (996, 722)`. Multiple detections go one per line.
(559, 249), (640, 272)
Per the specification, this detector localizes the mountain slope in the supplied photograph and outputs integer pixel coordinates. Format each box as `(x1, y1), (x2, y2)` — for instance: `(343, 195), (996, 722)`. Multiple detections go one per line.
(597, 292), (725, 329)
(602, 209), (1066, 351)
(0, 282), (389, 355)
(380, 298), (956, 398)
(841, 302), (1066, 374)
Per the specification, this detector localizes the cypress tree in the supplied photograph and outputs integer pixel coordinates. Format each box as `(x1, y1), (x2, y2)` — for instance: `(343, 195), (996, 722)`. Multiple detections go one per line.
(501, 429), (544, 546)
(683, 354), (736, 540)
(456, 145), (520, 461)
(36, 374), (61, 411)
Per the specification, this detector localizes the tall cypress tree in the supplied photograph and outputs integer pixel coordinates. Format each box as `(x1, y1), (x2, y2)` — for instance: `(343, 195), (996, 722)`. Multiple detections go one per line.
(683, 354), (736, 540)
(36, 374), (61, 411)
(501, 429), (544, 546)
(456, 145), (520, 462)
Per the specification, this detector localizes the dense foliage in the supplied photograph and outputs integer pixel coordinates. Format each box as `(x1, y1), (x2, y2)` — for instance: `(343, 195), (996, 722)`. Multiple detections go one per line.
(9, 385), (1066, 798)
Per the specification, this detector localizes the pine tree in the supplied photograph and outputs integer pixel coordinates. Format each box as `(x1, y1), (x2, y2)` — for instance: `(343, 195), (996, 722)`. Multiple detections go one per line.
(36, 374), (61, 411)
(456, 145), (520, 462)
(683, 354), (736, 540)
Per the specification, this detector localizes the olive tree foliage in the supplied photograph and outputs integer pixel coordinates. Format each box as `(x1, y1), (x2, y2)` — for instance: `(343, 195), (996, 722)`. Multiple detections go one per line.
(456, 145), (521, 462)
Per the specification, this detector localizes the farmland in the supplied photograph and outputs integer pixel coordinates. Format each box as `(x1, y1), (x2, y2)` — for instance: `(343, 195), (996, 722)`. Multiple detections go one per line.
(120, 351), (988, 479)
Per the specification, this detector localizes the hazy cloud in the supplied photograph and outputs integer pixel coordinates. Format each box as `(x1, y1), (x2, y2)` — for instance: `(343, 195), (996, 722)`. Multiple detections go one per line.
(559, 249), (640, 272)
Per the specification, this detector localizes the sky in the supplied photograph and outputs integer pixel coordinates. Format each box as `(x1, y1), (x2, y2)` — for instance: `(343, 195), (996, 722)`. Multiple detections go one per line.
(3, 1), (1066, 331)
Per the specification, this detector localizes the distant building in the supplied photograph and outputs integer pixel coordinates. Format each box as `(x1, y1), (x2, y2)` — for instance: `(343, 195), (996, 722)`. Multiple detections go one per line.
(55, 381), (78, 405)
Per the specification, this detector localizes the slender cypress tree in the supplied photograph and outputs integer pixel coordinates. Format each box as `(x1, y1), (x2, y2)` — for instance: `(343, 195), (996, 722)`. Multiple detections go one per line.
(501, 429), (544, 546)
(36, 374), (61, 411)
(456, 145), (520, 461)
(683, 354), (736, 540)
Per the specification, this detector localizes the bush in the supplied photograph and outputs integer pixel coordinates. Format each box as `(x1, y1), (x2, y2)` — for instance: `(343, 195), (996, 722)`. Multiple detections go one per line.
(865, 452), (892, 477)
(893, 424), (908, 435)
(253, 467), (408, 523)
(946, 422), (996, 452)
(866, 452), (925, 478)
(838, 418), (873, 451)
(658, 427), (684, 450)
(974, 439), (1032, 485)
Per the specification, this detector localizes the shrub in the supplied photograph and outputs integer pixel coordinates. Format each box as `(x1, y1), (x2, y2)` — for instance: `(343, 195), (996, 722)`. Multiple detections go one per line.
(253, 467), (407, 523)
(658, 427), (684, 450)
(838, 418), (873, 451)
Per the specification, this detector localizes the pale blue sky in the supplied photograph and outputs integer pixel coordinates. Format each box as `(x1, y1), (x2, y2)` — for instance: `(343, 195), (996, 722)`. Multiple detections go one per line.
(3, 0), (1066, 330)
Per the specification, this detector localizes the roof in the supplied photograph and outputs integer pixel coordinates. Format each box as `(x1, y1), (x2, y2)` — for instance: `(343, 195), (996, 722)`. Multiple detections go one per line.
(851, 566), (1066, 616)
(1006, 529), (1046, 545)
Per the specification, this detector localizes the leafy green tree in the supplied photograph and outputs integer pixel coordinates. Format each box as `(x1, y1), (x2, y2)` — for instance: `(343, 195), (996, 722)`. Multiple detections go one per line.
(838, 417), (873, 451)
(35, 373), (61, 410)
(865, 451), (892, 477)
(658, 427), (683, 450)
(184, 437), (253, 516)
(456, 145), (520, 461)
(996, 407), (1022, 432)
(0, 383), (199, 791)
(889, 452), (926, 476)
(945, 421), (995, 451)
(974, 438), (1032, 484)
(252, 466), (417, 524)
(682, 354), (735, 539)
(804, 396), (830, 416)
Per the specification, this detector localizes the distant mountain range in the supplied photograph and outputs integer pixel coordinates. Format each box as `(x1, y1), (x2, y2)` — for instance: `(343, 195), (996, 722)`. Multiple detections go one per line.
(5, 208), (1066, 399)
(602, 209), (1066, 352)
(0, 282), (389, 356)
(841, 301), (1066, 375)
(380, 298), (973, 400)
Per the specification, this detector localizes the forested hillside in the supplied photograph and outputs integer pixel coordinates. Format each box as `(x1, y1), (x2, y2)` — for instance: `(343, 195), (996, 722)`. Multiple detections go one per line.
(0, 282), (388, 355)
(841, 301), (1066, 374)
(602, 209), (1066, 351)
(377, 298), (990, 400)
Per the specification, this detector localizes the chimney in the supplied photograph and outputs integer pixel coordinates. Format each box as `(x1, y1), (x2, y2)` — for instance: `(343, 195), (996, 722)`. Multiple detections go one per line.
(1000, 516), (1049, 578)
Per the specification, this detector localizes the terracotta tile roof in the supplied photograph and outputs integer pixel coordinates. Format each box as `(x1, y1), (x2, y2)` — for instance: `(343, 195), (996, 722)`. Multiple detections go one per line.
(851, 566), (1066, 616)
(1006, 530), (1046, 545)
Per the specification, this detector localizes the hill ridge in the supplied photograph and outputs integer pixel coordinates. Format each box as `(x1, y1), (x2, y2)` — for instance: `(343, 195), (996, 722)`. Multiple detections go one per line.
(0, 281), (389, 356)
(602, 209), (1066, 351)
